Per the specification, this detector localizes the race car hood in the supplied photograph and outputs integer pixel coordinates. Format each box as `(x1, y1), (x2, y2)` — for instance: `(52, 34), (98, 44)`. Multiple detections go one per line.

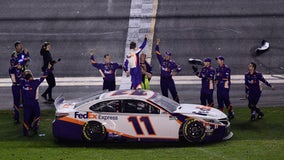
(175, 104), (227, 119)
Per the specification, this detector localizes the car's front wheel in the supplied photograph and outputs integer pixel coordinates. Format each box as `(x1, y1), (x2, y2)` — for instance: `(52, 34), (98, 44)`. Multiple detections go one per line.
(182, 119), (205, 143)
(82, 121), (107, 142)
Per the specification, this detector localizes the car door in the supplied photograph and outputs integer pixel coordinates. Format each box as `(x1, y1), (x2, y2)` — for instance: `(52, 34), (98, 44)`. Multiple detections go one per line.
(114, 99), (181, 140)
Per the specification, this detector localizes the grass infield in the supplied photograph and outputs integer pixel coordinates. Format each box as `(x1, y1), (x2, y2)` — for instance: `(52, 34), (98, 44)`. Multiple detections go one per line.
(0, 107), (283, 160)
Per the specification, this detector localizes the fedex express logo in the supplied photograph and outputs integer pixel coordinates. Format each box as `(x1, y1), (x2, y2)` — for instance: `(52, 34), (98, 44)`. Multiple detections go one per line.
(74, 112), (118, 120)
(75, 112), (97, 119)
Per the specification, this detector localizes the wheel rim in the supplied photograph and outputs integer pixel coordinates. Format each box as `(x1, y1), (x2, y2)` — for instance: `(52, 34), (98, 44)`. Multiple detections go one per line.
(83, 121), (106, 142)
(183, 120), (205, 142)
(86, 123), (102, 137)
(187, 122), (205, 139)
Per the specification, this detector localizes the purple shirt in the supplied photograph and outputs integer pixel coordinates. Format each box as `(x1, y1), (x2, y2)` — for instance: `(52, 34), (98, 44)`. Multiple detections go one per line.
(90, 55), (122, 81)
(196, 66), (215, 90)
(215, 64), (231, 89)
(20, 70), (49, 102)
(245, 71), (272, 94)
(155, 45), (181, 77)
(9, 66), (23, 84)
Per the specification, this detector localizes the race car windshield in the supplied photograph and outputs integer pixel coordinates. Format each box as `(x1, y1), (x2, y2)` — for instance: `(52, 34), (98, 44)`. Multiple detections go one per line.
(149, 93), (179, 112)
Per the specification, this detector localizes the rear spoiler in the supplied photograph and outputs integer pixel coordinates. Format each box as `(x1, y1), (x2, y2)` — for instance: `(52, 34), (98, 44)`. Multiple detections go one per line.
(54, 94), (65, 110)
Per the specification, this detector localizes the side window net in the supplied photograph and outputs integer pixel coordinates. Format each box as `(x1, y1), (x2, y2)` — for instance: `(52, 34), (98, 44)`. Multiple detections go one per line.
(90, 100), (120, 112)
(122, 100), (160, 114)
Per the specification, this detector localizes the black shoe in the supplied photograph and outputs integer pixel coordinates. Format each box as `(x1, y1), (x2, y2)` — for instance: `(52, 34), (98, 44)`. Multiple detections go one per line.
(41, 94), (47, 100)
(33, 129), (38, 136)
(250, 114), (256, 121)
(257, 112), (264, 119)
(24, 129), (33, 137)
(228, 112), (235, 121)
(48, 98), (55, 102)
(14, 119), (20, 124)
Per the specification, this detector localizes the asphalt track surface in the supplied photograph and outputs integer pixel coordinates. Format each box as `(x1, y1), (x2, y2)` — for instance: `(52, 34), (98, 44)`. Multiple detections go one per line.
(0, 0), (284, 110)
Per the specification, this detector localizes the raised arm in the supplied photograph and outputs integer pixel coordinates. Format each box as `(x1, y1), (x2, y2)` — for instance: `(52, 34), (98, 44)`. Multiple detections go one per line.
(155, 38), (164, 65)
(136, 35), (148, 54)
(89, 50), (101, 69)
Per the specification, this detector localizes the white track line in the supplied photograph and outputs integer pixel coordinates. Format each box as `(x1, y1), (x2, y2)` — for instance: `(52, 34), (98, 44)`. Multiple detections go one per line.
(1, 75), (283, 87)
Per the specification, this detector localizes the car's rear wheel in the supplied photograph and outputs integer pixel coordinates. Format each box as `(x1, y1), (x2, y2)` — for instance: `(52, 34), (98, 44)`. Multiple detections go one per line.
(182, 119), (205, 143)
(82, 121), (107, 142)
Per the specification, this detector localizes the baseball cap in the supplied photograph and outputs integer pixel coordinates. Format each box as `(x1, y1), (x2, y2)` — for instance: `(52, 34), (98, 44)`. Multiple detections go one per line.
(165, 51), (171, 56)
(14, 41), (22, 47)
(215, 56), (224, 61)
(203, 57), (211, 62)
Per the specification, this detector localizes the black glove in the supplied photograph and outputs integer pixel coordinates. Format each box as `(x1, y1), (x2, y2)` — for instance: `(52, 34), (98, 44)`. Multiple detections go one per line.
(192, 66), (198, 73)
(57, 58), (61, 62)
(50, 60), (56, 65)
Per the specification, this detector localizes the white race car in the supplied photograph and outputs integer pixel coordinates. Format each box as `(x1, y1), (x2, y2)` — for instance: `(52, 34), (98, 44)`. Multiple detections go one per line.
(52, 89), (233, 143)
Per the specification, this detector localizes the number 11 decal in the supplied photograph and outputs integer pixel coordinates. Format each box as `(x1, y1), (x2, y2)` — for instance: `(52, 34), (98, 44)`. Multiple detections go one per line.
(128, 116), (156, 135)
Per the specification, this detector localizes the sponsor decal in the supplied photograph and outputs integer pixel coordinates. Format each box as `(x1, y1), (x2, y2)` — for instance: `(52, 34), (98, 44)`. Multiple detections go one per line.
(169, 116), (177, 120)
(74, 112), (118, 120)
(204, 122), (219, 133)
(193, 106), (212, 116)
(23, 86), (33, 91)
(111, 90), (147, 96)
(74, 112), (97, 119)
(98, 115), (118, 120)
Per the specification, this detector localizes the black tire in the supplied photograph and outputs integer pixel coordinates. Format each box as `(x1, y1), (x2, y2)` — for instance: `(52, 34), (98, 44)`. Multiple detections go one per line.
(82, 121), (107, 143)
(182, 119), (205, 143)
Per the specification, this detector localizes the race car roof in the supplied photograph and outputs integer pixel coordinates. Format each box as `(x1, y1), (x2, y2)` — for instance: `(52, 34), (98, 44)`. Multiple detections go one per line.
(100, 89), (156, 100)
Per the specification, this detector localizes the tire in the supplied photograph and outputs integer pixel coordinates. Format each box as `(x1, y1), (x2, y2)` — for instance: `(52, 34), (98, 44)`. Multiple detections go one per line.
(182, 119), (205, 143)
(82, 121), (107, 142)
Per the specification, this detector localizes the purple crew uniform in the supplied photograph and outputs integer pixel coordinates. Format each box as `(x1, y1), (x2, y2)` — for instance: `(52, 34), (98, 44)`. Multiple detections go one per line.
(215, 64), (231, 108)
(195, 66), (215, 106)
(155, 45), (181, 103)
(215, 64), (234, 117)
(11, 50), (31, 71)
(20, 70), (49, 136)
(124, 38), (147, 89)
(8, 62), (23, 123)
(245, 71), (272, 115)
(90, 55), (122, 91)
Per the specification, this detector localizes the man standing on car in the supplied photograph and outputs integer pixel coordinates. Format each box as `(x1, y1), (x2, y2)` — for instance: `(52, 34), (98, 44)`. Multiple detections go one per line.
(90, 51), (123, 91)
(192, 57), (215, 107)
(124, 35), (147, 89)
(245, 62), (274, 121)
(215, 56), (234, 120)
(155, 38), (181, 103)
